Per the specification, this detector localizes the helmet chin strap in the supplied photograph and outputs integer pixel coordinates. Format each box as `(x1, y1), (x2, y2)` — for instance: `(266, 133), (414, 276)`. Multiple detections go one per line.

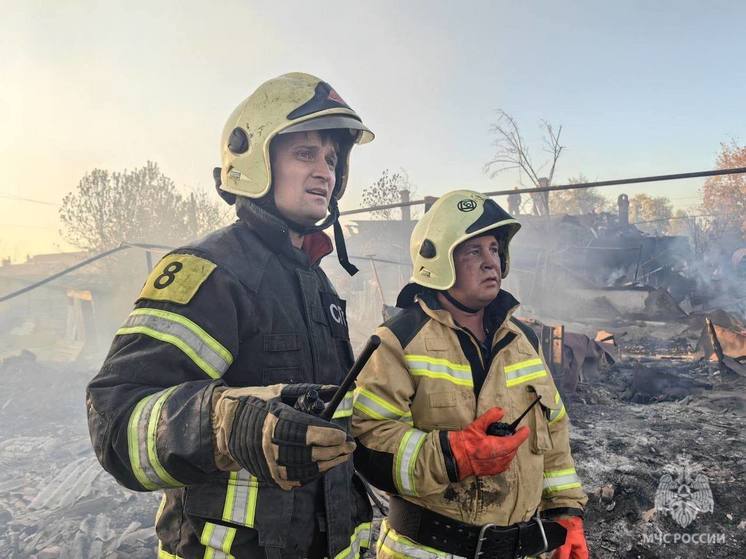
(441, 289), (480, 314)
(213, 167), (358, 276)
(280, 198), (359, 276)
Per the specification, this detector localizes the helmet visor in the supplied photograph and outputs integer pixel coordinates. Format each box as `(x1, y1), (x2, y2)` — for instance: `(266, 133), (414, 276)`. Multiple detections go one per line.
(280, 115), (374, 144)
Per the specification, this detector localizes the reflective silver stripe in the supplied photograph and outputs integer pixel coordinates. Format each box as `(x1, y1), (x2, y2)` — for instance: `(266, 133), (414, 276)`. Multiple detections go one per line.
(332, 390), (355, 419)
(405, 355), (473, 387)
(158, 541), (185, 559)
(334, 522), (372, 559)
(504, 358), (547, 387)
(546, 390), (566, 424)
(549, 403), (566, 424)
(505, 363), (545, 381)
(353, 389), (413, 424)
(223, 470), (258, 527)
(118, 309), (232, 379)
(201, 522), (236, 558)
(395, 429), (427, 496)
(543, 468), (582, 494)
(127, 387), (183, 490)
(379, 520), (464, 559)
(136, 391), (163, 488)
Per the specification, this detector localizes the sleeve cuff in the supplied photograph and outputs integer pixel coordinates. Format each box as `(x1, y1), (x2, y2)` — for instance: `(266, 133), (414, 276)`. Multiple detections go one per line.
(439, 430), (459, 483)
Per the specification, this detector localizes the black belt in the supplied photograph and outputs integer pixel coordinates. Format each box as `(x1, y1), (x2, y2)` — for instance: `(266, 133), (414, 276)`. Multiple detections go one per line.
(388, 496), (567, 559)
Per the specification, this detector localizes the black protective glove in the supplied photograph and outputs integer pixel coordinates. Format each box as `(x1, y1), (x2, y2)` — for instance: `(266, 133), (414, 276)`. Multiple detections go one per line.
(221, 385), (354, 490)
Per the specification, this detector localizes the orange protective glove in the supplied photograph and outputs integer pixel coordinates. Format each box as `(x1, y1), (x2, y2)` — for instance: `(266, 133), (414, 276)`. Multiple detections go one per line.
(552, 517), (588, 559)
(446, 407), (530, 480)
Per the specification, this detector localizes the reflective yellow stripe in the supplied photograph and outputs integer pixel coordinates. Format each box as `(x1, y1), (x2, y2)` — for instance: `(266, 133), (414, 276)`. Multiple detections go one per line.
(504, 358), (543, 373)
(545, 467), (577, 478)
(201, 522), (236, 559)
(147, 388), (181, 487)
(332, 390), (355, 419)
(127, 395), (153, 489)
(379, 520), (460, 559)
(131, 308), (233, 363)
(222, 470), (258, 528)
(405, 355), (473, 387)
(127, 387), (183, 490)
(549, 405), (566, 424)
(333, 521), (372, 559)
(158, 541), (185, 559)
(504, 358), (547, 387)
(155, 493), (167, 524)
(395, 429), (427, 496)
(548, 390), (566, 424)
(543, 468), (582, 494)
(117, 308), (233, 379)
(353, 388), (413, 424)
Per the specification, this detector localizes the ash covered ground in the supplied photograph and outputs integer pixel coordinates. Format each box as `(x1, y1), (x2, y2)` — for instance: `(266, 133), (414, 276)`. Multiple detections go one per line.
(1, 342), (744, 558)
(571, 354), (745, 558)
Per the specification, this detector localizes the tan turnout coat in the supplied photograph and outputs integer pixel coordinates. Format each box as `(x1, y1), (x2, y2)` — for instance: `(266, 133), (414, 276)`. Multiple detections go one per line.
(352, 290), (587, 558)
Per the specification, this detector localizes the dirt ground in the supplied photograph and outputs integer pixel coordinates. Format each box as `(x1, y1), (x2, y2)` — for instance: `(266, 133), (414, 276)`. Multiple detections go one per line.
(0, 349), (744, 558)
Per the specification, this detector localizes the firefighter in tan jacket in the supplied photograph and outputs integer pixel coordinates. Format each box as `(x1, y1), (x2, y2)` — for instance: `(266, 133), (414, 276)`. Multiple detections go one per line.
(352, 190), (589, 559)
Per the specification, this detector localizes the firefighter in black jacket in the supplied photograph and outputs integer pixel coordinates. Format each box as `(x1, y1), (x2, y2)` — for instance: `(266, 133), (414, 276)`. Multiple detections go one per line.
(86, 73), (375, 559)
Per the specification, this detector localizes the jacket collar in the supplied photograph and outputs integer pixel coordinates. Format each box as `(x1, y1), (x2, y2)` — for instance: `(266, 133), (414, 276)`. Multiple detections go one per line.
(415, 287), (521, 334)
(237, 200), (332, 266)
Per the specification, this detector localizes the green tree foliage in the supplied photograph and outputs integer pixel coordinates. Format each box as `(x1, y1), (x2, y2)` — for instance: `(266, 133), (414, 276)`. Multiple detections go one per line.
(548, 175), (610, 215)
(361, 168), (412, 219)
(628, 193), (674, 234)
(59, 162), (229, 252)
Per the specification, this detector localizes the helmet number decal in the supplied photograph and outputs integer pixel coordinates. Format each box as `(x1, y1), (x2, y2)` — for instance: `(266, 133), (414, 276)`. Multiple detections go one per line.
(154, 262), (183, 289)
(320, 292), (350, 340)
(457, 199), (477, 212)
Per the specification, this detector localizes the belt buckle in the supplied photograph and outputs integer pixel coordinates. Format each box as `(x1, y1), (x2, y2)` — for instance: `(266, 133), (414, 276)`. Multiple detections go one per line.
(473, 523), (496, 559)
(534, 511), (549, 554)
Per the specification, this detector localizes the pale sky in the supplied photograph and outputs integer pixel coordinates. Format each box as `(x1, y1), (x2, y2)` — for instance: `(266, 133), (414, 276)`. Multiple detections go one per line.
(2, 0), (745, 261)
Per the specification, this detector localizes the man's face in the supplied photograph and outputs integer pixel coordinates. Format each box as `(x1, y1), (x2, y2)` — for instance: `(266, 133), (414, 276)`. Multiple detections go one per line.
(448, 235), (502, 309)
(271, 131), (338, 227)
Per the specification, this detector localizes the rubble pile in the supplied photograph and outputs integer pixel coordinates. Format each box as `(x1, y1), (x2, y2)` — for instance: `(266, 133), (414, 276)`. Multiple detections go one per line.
(2, 316), (745, 558)
(570, 351), (746, 558)
(0, 357), (159, 558)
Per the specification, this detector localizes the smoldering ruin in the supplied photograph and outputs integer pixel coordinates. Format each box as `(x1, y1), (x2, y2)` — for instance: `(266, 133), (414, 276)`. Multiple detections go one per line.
(0, 193), (744, 558)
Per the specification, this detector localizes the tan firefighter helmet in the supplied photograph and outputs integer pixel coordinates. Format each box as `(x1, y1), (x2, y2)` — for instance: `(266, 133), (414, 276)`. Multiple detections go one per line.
(409, 190), (521, 290)
(219, 72), (374, 200)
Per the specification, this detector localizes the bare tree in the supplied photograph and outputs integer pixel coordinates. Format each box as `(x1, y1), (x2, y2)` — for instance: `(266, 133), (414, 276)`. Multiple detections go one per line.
(361, 168), (415, 219)
(484, 110), (564, 216)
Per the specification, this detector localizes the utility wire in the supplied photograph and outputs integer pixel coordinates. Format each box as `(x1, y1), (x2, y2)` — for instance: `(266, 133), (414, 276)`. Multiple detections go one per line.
(632, 213), (725, 225)
(0, 242), (172, 303)
(0, 242), (408, 303)
(0, 193), (60, 207)
(340, 166), (746, 217)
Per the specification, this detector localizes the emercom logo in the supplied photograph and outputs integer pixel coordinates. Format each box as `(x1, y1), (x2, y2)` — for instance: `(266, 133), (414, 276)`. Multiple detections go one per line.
(654, 454), (714, 528)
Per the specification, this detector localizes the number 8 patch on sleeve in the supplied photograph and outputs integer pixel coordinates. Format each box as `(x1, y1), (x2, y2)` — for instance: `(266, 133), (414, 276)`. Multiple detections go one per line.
(137, 254), (217, 304)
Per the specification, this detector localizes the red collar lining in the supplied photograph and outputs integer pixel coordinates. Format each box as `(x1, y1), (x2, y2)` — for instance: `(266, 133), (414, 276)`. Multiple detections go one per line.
(302, 231), (334, 265)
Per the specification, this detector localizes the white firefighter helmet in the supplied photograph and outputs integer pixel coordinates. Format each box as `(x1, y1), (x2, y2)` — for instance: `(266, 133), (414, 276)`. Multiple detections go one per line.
(409, 190), (521, 290)
(219, 72), (373, 201)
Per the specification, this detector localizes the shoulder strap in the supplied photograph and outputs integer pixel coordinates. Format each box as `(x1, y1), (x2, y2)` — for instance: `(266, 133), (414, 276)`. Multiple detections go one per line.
(509, 317), (540, 353)
(385, 305), (430, 349)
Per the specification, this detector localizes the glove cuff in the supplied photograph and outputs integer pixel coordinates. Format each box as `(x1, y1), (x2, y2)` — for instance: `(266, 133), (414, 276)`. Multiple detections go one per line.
(439, 431), (460, 483)
(445, 431), (473, 481)
(228, 396), (274, 481)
